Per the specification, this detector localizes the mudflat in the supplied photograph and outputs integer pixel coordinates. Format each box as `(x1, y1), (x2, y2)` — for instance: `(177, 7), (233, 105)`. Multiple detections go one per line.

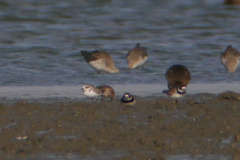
(0, 91), (240, 160)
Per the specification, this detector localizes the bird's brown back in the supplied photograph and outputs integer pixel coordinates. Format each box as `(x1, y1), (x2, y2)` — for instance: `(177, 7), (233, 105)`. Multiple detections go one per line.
(92, 86), (103, 95)
(81, 50), (111, 62)
(97, 85), (115, 99)
(127, 43), (148, 60)
(221, 45), (240, 59)
(81, 50), (119, 72)
(165, 64), (191, 87)
(127, 43), (148, 68)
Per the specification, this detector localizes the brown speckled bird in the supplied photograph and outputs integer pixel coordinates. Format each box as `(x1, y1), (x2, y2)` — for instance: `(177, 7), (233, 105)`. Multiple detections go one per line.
(97, 85), (115, 101)
(127, 43), (148, 69)
(81, 50), (119, 73)
(221, 45), (240, 73)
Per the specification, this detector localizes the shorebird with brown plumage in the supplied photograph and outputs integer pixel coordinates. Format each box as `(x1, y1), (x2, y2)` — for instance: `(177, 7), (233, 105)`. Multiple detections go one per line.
(97, 85), (115, 101)
(163, 64), (191, 98)
(81, 50), (119, 73)
(221, 45), (240, 73)
(127, 43), (148, 69)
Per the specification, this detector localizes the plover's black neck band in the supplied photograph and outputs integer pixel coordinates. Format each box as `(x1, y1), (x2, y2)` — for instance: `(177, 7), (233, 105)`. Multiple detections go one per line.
(177, 90), (186, 95)
(122, 97), (135, 103)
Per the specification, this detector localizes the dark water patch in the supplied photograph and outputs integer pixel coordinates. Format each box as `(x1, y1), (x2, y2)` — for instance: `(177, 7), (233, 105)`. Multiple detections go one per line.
(1, 15), (56, 24)
(28, 47), (59, 55)
(0, 1), (10, 7)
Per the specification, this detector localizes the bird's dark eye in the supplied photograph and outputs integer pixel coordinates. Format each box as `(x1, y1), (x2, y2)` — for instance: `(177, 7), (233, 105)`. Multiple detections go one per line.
(178, 86), (186, 90)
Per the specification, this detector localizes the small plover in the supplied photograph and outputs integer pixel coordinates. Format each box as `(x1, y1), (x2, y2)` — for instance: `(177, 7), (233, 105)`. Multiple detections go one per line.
(81, 50), (119, 73)
(221, 45), (240, 73)
(163, 64), (191, 98)
(127, 43), (148, 69)
(96, 85), (115, 101)
(120, 93), (136, 105)
(81, 84), (102, 101)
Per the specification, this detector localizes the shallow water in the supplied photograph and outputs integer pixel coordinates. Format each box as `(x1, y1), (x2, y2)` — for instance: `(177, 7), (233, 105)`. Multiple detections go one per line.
(0, 0), (240, 86)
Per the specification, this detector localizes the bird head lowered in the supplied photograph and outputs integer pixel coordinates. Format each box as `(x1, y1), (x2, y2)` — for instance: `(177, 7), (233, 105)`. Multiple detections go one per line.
(123, 93), (132, 100)
(163, 85), (186, 98)
(121, 92), (136, 105)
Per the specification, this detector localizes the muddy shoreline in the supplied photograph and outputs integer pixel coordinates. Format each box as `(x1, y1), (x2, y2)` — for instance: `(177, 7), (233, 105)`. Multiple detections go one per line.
(0, 91), (240, 160)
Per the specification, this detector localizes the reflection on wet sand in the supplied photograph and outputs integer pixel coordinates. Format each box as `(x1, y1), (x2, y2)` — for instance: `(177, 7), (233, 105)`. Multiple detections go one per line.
(0, 83), (240, 100)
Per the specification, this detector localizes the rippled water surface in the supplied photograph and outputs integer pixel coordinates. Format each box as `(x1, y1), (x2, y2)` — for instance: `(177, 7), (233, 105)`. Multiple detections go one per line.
(0, 0), (240, 86)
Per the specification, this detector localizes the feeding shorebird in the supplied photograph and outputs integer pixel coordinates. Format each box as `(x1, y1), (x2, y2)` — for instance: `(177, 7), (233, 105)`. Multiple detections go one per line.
(127, 43), (148, 69)
(96, 85), (115, 101)
(81, 84), (102, 102)
(163, 64), (191, 98)
(120, 93), (136, 105)
(220, 45), (240, 73)
(81, 50), (119, 73)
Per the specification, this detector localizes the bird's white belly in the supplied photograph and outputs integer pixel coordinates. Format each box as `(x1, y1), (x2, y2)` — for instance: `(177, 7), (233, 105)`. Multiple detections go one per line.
(89, 60), (105, 71)
(169, 92), (185, 98)
(221, 58), (227, 65)
(84, 90), (100, 98)
(133, 57), (147, 69)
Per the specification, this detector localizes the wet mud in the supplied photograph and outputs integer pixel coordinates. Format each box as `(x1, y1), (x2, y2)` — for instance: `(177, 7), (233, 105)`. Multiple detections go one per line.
(0, 91), (240, 159)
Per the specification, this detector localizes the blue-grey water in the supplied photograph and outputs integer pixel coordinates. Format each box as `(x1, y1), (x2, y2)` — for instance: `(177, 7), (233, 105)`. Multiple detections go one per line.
(0, 0), (240, 86)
